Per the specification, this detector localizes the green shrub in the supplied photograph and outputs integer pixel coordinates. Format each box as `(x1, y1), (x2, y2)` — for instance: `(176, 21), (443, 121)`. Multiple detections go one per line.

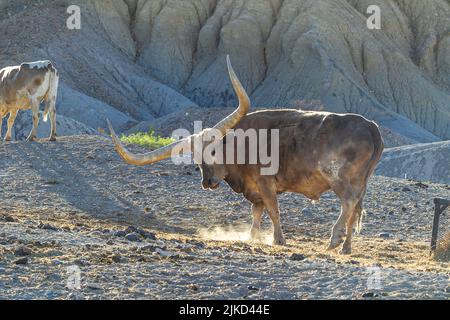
(121, 130), (175, 149)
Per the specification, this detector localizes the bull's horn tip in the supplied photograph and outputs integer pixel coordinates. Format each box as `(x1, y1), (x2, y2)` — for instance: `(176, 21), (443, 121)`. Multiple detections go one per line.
(106, 119), (114, 133)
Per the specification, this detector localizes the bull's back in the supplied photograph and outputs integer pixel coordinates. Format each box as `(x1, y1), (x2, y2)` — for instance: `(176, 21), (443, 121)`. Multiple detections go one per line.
(235, 109), (383, 198)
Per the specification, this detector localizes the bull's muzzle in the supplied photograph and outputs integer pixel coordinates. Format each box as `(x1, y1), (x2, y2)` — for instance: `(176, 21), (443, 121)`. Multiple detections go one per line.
(202, 178), (221, 190)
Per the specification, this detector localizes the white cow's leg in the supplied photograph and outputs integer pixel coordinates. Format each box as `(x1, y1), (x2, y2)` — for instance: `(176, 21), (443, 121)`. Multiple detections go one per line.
(49, 106), (56, 141)
(250, 202), (264, 240)
(0, 114), (3, 140)
(26, 102), (40, 142)
(5, 110), (18, 141)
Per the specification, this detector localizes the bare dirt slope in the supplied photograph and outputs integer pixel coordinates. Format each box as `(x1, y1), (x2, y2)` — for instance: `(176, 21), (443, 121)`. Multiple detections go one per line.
(1, 0), (449, 143)
(0, 136), (448, 299)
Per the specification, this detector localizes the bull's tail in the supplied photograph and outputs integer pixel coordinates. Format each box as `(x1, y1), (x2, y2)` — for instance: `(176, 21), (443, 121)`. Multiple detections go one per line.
(354, 122), (384, 234)
(43, 64), (59, 122)
(355, 208), (365, 234)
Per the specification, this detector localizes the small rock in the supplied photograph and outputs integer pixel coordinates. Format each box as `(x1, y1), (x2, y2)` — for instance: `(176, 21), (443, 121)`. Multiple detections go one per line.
(401, 187), (411, 192)
(142, 232), (156, 240)
(139, 244), (157, 252)
(14, 245), (32, 257)
(125, 233), (141, 242)
(414, 182), (428, 189)
(247, 286), (259, 291)
(301, 208), (313, 216)
(3, 215), (17, 223)
(289, 253), (306, 261)
(154, 248), (173, 257)
(124, 226), (138, 234)
(73, 259), (90, 267)
(111, 255), (126, 263)
(445, 287), (450, 293)
(52, 259), (64, 266)
(187, 284), (199, 291)
(14, 257), (28, 265)
(135, 228), (156, 240)
(86, 283), (103, 291)
(401, 206), (408, 212)
(44, 180), (60, 185)
(38, 223), (59, 231)
(379, 232), (391, 239)
(362, 292), (379, 298)
(114, 230), (127, 237)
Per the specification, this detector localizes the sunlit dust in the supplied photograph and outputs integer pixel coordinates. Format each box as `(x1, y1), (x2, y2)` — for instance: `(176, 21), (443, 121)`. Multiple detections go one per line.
(198, 224), (274, 245)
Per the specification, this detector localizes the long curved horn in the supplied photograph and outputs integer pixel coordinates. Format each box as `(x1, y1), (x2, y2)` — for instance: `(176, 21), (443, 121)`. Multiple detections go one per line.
(107, 119), (191, 166)
(108, 56), (250, 166)
(213, 55), (251, 135)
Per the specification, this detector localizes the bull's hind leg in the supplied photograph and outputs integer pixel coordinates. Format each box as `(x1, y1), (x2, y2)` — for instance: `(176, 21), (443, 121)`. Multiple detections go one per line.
(5, 110), (18, 142)
(327, 180), (361, 251)
(250, 202), (264, 240)
(340, 197), (364, 255)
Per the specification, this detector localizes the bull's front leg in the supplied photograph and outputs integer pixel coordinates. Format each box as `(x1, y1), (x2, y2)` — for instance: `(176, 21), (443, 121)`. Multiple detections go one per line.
(258, 181), (286, 246)
(26, 103), (40, 142)
(5, 110), (18, 142)
(249, 202), (264, 240)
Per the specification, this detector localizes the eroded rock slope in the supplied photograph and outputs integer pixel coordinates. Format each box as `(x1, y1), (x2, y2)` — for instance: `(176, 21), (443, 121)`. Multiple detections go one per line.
(0, 0), (449, 143)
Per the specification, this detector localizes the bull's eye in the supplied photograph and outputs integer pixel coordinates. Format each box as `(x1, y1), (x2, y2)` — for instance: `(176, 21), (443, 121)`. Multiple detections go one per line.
(211, 150), (216, 157)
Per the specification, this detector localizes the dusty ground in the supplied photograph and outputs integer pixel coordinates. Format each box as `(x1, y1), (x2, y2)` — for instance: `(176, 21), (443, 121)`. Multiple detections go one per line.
(0, 136), (449, 300)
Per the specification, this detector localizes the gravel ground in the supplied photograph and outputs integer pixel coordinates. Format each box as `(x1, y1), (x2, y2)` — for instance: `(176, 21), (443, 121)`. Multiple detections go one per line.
(0, 136), (449, 299)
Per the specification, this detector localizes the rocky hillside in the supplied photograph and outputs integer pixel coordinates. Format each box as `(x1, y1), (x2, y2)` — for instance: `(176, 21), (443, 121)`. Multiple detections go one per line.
(1, 0), (449, 144)
(376, 141), (450, 184)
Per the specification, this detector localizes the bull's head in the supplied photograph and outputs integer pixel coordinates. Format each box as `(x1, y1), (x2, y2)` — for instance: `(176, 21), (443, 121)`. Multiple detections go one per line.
(107, 56), (251, 190)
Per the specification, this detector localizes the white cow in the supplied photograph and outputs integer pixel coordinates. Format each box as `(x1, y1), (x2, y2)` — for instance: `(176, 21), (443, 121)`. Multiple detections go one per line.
(0, 60), (59, 141)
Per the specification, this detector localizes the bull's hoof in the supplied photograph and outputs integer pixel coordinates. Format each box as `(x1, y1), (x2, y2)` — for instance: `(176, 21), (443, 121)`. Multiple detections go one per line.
(327, 237), (345, 251)
(4, 138), (11, 142)
(49, 136), (57, 142)
(250, 228), (262, 241)
(26, 136), (37, 142)
(272, 236), (286, 246)
(339, 245), (352, 255)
